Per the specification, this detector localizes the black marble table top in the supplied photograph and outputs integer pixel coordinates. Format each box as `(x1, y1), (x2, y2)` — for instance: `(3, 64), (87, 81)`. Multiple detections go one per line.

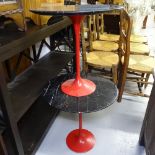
(30, 4), (123, 16)
(42, 74), (117, 113)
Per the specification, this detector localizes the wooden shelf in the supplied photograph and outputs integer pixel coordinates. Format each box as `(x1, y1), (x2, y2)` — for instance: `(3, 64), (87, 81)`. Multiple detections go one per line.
(0, 15), (74, 155)
(18, 96), (59, 155)
(7, 52), (74, 122)
(0, 17), (72, 62)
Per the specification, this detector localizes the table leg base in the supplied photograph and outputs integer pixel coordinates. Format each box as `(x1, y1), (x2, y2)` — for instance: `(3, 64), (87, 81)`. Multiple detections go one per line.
(66, 129), (95, 153)
(61, 78), (96, 97)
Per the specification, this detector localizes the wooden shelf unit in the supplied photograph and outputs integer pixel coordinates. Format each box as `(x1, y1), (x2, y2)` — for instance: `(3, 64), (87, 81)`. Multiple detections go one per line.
(8, 52), (74, 122)
(0, 16), (73, 155)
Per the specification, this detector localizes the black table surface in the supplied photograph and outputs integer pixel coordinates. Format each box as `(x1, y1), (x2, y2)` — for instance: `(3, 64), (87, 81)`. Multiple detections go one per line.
(42, 74), (118, 113)
(30, 4), (123, 16)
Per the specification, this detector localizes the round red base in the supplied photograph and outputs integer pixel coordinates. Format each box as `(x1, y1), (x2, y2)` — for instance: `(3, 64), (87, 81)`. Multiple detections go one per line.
(66, 129), (95, 153)
(61, 78), (96, 97)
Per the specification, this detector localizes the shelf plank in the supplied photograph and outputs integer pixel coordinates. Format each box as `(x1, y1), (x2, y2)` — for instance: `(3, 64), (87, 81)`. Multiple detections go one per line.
(7, 52), (74, 122)
(0, 17), (72, 62)
(18, 96), (59, 155)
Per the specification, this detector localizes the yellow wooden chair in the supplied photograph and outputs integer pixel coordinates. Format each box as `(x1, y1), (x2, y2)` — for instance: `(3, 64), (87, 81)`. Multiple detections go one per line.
(117, 18), (155, 102)
(95, 12), (149, 55)
(81, 15), (119, 84)
(118, 54), (155, 102)
(89, 14), (119, 53)
(130, 42), (150, 55)
(130, 35), (148, 44)
(97, 0), (148, 43)
(96, 13), (120, 43)
(0, 0), (26, 30)
(22, 0), (64, 25)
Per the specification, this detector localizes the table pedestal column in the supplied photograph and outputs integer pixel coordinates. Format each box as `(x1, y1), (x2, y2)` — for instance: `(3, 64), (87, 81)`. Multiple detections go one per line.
(61, 15), (96, 97)
(66, 112), (95, 153)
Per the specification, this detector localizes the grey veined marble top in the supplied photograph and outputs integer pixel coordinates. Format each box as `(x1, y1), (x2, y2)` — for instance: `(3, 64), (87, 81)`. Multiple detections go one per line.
(42, 74), (118, 113)
(30, 4), (123, 16)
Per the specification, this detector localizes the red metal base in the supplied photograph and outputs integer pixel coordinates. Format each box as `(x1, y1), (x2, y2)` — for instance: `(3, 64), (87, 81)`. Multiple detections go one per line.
(61, 78), (96, 97)
(66, 129), (95, 153)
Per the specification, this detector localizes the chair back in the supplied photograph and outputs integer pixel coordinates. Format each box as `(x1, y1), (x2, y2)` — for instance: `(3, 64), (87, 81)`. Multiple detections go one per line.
(119, 9), (132, 66)
(82, 15), (96, 51)
(81, 15), (96, 71)
(81, 16), (90, 72)
(96, 13), (104, 40)
(117, 9), (132, 102)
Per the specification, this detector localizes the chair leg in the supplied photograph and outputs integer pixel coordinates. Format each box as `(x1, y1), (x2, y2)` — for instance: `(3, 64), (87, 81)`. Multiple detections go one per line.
(83, 62), (88, 73)
(137, 78), (143, 93)
(144, 73), (150, 89)
(117, 65), (127, 102)
(140, 73), (145, 87)
(112, 65), (118, 84)
(142, 15), (148, 29)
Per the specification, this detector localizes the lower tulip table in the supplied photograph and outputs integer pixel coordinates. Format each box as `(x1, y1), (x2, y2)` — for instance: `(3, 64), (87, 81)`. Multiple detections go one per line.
(42, 74), (118, 153)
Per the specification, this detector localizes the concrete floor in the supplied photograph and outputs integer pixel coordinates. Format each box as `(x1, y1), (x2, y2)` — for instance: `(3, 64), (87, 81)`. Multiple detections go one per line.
(35, 95), (147, 155)
(35, 11), (155, 155)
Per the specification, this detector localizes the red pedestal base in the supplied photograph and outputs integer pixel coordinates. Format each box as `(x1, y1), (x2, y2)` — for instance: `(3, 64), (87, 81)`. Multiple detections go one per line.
(66, 129), (95, 153)
(61, 78), (96, 97)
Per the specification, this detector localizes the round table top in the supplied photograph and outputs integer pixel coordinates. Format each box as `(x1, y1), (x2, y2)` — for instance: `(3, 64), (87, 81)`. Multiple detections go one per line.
(30, 4), (123, 16)
(42, 74), (117, 113)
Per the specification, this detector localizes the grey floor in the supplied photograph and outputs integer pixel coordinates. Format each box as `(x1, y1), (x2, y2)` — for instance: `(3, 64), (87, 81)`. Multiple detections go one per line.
(35, 96), (147, 155)
(35, 12), (155, 155)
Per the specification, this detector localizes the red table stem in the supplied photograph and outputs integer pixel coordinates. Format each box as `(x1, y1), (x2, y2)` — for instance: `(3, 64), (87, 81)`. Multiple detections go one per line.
(70, 15), (83, 80)
(66, 111), (95, 153)
(79, 112), (82, 135)
(61, 15), (96, 97)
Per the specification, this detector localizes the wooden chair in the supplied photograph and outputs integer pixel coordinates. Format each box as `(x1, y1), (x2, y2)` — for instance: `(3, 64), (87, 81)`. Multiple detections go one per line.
(117, 15), (155, 102)
(96, 10), (148, 41)
(117, 9), (132, 102)
(81, 15), (120, 84)
(95, 11), (149, 55)
(123, 55), (155, 97)
(88, 14), (119, 53)
(96, 13), (120, 42)
(0, 0), (26, 30)
(130, 42), (150, 55)
(97, 0), (148, 42)
(130, 35), (148, 44)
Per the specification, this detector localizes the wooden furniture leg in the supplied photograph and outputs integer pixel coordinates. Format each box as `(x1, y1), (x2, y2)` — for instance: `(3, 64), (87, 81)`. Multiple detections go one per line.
(142, 15), (148, 29)
(0, 134), (8, 155)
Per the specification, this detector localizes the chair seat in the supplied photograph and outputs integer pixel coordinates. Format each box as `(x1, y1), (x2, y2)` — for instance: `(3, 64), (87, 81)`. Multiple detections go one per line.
(130, 34), (147, 43)
(128, 55), (155, 73)
(99, 33), (119, 42)
(130, 42), (150, 55)
(92, 40), (118, 52)
(87, 51), (119, 68)
(99, 33), (147, 43)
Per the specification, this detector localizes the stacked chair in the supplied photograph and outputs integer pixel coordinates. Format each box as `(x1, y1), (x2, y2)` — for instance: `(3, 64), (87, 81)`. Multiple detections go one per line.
(81, 8), (155, 103)
(93, 5), (153, 100)
(95, 12), (150, 55)
(91, 13), (119, 53)
(82, 10), (123, 85)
